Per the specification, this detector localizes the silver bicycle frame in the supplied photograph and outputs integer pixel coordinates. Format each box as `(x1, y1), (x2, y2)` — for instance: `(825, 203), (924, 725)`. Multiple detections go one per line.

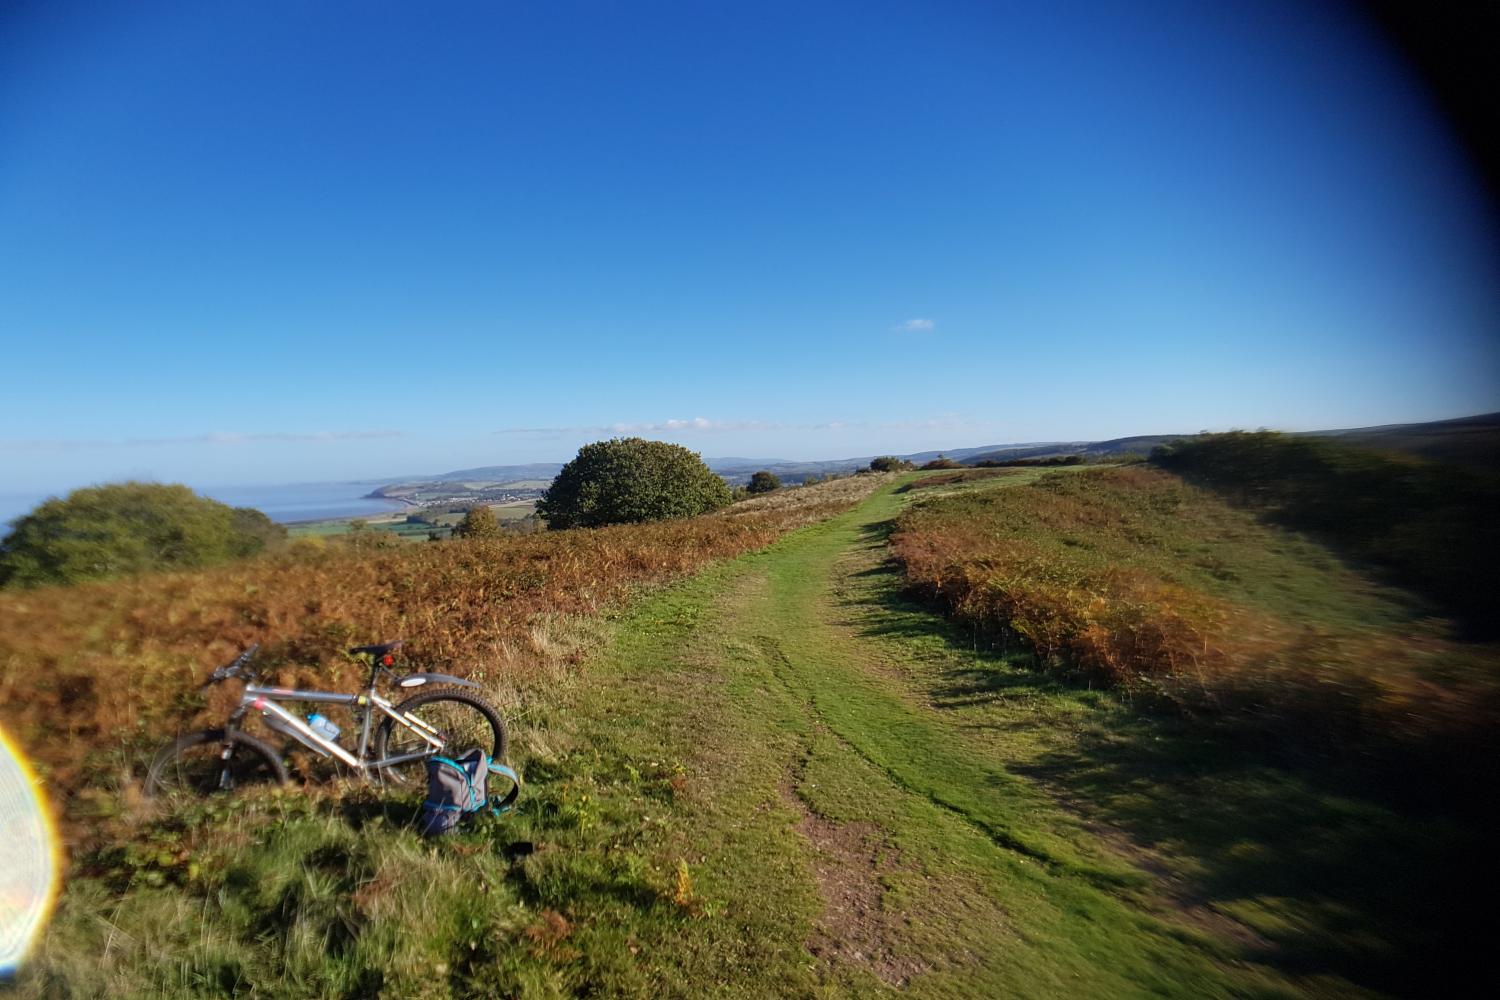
(241, 684), (446, 773)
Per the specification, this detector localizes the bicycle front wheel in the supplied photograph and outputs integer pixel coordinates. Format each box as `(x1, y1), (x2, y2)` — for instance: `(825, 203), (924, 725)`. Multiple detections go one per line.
(145, 729), (288, 798)
(374, 689), (507, 785)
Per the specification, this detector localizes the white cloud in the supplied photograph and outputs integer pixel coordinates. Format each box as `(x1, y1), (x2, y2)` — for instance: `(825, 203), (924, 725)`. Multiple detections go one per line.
(893, 318), (936, 333)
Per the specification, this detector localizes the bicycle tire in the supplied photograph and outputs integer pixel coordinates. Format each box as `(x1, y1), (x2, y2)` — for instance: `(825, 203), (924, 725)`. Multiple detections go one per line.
(144, 728), (289, 798)
(374, 688), (508, 784)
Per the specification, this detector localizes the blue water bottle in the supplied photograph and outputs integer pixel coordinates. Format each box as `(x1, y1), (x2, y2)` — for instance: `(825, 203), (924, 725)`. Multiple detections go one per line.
(307, 713), (341, 742)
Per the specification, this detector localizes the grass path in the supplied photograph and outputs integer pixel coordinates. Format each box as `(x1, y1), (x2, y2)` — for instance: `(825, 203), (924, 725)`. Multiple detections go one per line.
(544, 480), (1315, 997)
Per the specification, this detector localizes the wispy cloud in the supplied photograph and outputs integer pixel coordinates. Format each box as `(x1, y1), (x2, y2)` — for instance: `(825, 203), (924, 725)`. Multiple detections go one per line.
(495, 417), (772, 436)
(893, 317), (936, 333)
(617, 417), (770, 433)
(494, 415), (996, 437)
(0, 430), (403, 453)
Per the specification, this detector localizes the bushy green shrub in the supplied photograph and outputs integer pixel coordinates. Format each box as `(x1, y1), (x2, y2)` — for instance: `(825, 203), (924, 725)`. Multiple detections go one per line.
(868, 456), (913, 472)
(538, 438), (732, 529)
(228, 506), (285, 556)
(0, 482), (286, 588)
(747, 470), (781, 494)
(454, 505), (501, 539)
(974, 454), (1085, 468)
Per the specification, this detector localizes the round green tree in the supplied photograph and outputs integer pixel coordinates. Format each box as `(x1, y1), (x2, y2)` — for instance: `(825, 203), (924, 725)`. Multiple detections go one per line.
(454, 505), (502, 539)
(747, 470), (781, 494)
(0, 482), (286, 588)
(538, 438), (732, 529)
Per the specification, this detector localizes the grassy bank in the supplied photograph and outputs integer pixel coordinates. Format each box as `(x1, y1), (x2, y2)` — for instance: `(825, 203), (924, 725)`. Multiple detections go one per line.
(890, 466), (1500, 789)
(1152, 431), (1500, 634)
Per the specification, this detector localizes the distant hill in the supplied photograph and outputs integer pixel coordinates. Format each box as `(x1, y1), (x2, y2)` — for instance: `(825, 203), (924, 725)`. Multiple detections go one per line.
(946, 415), (1500, 471)
(427, 463), (566, 482)
(707, 457), (867, 483)
(707, 443), (1080, 484)
(1310, 412), (1500, 470)
(962, 435), (1184, 465)
(372, 412), (1500, 493)
(895, 442), (1075, 464)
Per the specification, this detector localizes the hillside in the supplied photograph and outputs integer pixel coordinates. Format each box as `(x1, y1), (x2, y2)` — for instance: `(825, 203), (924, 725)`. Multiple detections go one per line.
(6, 449), (1492, 996)
(425, 463), (568, 483)
(961, 434), (1183, 464)
(1314, 411), (1500, 469)
(367, 412), (1500, 497)
(889, 467), (1494, 993)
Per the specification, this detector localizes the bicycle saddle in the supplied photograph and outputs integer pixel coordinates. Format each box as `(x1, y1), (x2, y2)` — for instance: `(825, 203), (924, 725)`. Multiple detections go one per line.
(348, 640), (403, 661)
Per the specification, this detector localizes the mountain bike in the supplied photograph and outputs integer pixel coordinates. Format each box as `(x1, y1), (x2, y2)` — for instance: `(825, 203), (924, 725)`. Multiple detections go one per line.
(144, 641), (507, 798)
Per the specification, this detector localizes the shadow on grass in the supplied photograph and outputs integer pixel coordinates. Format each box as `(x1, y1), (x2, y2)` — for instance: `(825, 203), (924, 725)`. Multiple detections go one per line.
(1018, 719), (1481, 997)
(841, 516), (1486, 997)
(331, 795), (424, 831)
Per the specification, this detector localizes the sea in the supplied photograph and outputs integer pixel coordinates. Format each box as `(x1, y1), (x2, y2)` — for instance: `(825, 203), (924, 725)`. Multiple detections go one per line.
(0, 481), (407, 527)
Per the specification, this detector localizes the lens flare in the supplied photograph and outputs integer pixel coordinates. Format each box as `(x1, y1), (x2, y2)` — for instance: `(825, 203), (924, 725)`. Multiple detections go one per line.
(0, 725), (59, 976)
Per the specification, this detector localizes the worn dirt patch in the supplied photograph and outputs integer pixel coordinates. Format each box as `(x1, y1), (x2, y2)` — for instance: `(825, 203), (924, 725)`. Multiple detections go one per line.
(782, 776), (928, 988)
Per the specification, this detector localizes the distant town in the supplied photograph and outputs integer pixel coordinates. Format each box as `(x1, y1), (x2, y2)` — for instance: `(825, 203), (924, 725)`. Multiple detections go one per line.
(365, 478), (551, 510)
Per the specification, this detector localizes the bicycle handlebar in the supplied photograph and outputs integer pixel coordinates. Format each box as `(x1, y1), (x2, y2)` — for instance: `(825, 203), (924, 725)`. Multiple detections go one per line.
(204, 643), (261, 686)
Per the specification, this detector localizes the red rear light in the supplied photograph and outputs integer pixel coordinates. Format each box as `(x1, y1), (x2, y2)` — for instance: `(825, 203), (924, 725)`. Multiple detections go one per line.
(382, 655), (393, 666)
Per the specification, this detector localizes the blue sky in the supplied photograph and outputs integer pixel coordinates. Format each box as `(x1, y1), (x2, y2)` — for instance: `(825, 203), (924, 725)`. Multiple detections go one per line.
(2, 0), (1497, 493)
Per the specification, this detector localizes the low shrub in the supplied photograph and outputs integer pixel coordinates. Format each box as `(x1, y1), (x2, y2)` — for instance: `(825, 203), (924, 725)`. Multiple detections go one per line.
(899, 469), (1017, 491)
(973, 454), (1084, 468)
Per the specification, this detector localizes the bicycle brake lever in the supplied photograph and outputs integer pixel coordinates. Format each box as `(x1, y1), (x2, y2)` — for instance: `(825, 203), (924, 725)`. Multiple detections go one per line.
(203, 644), (260, 687)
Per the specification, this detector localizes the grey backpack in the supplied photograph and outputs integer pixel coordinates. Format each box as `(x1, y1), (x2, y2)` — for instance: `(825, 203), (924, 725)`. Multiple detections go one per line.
(418, 747), (521, 836)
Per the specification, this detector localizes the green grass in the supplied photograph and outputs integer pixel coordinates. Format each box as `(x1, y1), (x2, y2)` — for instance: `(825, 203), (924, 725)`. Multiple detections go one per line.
(891, 466), (1500, 787)
(1153, 431), (1500, 634)
(907, 467), (1429, 632)
(490, 503), (539, 521)
(17, 477), (1468, 997)
(285, 519), (374, 537)
(888, 472), (1486, 991)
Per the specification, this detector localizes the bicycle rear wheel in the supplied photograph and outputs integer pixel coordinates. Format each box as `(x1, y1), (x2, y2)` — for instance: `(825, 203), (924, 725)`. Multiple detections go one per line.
(145, 729), (288, 798)
(374, 689), (507, 785)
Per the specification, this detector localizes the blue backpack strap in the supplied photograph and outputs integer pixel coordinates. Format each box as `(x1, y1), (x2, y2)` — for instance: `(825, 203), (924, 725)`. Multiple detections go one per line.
(487, 762), (521, 815)
(463, 750), (488, 811)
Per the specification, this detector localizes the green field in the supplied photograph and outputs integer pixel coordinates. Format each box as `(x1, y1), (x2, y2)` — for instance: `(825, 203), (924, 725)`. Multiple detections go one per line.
(287, 501), (538, 541)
